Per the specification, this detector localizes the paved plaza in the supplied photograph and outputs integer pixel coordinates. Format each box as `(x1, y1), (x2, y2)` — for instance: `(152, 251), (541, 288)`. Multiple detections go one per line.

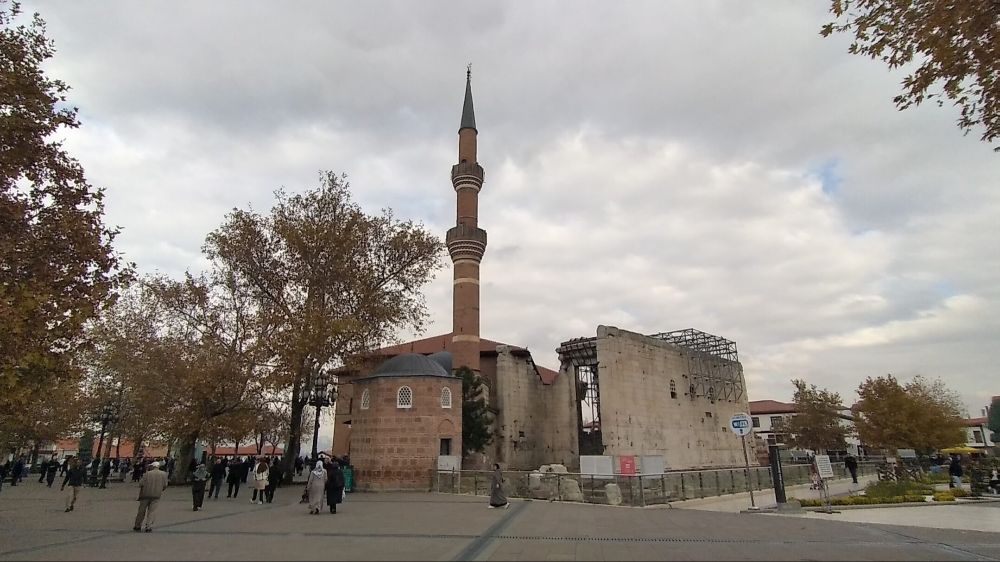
(1, 480), (999, 561)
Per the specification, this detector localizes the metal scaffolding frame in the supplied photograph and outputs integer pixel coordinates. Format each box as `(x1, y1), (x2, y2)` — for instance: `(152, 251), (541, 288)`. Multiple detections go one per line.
(649, 328), (744, 402)
(556, 337), (603, 456)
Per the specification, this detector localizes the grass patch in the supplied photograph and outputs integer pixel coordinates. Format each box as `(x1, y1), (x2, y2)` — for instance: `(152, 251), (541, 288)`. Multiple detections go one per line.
(865, 480), (934, 499)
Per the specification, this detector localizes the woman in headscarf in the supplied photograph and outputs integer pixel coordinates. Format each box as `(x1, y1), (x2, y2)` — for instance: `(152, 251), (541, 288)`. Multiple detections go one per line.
(489, 463), (509, 509)
(325, 460), (346, 514)
(251, 458), (269, 505)
(306, 461), (327, 514)
(191, 463), (209, 511)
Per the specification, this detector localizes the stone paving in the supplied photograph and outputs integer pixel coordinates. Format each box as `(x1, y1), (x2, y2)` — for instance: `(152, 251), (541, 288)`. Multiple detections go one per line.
(1, 479), (999, 561)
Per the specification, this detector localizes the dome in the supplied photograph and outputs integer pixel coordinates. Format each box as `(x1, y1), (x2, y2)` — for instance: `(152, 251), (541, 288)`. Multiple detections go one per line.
(369, 353), (451, 379)
(428, 351), (452, 374)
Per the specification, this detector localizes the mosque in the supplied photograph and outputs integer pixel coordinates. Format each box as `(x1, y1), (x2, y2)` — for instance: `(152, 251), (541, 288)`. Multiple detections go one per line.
(332, 71), (753, 491)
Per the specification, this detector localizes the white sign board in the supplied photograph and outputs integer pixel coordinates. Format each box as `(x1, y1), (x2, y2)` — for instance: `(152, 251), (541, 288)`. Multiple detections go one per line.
(814, 454), (834, 479)
(729, 413), (754, 437)
(580, 455), (614, 478)
(437, 455), (460, 472)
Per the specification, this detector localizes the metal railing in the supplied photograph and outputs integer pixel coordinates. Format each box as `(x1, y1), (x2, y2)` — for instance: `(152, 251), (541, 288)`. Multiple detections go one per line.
(433, 462), (877, 507)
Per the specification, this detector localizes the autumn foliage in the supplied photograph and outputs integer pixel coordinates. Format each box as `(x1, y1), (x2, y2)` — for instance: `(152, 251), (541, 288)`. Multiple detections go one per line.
(854, 374), (965, 454)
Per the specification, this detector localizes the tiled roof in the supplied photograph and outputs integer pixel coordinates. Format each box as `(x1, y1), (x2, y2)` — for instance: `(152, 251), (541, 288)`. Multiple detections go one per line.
(371, 333), (559, 385)
(748, 400), (797, 415)
(963, 417), (988, 427)
(212, 445), (283, 456)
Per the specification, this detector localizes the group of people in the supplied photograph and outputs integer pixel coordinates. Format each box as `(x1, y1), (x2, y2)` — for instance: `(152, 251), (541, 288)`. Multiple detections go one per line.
(304, 458), (346, 514)
(187, 455), (284, 511)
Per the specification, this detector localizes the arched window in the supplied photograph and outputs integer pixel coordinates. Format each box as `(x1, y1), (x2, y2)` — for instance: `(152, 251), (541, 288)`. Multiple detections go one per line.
(397, 386), (413, 409)
(669, 380), (677, 399)
(360, 389), (371, 410)
(441, 387), (453, 409)
(707, 386), (715, 402)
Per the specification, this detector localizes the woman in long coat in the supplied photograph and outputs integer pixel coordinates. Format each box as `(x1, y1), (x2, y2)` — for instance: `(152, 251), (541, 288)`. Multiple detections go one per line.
(306, 461), (327, 514)
(489, 463), (509, 509)
(325, 461), (346, 514)
(251, 458), (269, 505)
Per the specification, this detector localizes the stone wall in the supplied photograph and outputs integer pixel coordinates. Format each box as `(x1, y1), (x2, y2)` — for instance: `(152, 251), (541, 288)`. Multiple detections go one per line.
(595, 326), (751, 469)
(350, 375), (462, 491)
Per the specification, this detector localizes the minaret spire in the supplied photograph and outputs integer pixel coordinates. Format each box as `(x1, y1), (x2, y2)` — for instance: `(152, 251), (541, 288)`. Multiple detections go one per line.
(447, 67), (487, 374)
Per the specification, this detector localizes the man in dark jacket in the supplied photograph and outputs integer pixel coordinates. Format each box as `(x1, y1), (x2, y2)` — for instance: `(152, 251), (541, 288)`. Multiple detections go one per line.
(240, 457), (252, 483)
(46, 459), (59, 487)
(844, 454), (859, 484)
(265, 463), (283, 503)
(226, 459), (242, 498)
(209, 458), (226, 499)
(949, 455), (964, 488)
(38, 458), (48, 483)
(61, 457), (87, 512)
(99, 459), (112, 488)
(10, 456), (25, 486)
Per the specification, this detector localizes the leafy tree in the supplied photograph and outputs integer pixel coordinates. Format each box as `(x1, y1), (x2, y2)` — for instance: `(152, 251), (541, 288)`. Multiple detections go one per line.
(204, 171), (444, 481)
(988, 396), (1000, 442)
(0, 1), (130, 424)
(458, 366), (493, 457)
(821, 0), (1000, 150)
(775, 379), (848, 453)
(854, 374), (965, 454)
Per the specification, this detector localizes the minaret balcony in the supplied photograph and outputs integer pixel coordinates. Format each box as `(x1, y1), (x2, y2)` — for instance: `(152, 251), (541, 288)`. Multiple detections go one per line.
(451, 162), (485, 191)
(446, 225), (488, 262)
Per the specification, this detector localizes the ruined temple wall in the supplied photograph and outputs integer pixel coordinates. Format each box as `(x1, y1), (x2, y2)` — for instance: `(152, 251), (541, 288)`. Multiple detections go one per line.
(595, 326), (749, 469)
(491, 348), (578, 471)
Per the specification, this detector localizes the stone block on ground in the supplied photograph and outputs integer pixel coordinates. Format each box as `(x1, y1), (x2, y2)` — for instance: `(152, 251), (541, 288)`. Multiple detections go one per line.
(559, 477), (583, 502)
(605, 483), (623, 506)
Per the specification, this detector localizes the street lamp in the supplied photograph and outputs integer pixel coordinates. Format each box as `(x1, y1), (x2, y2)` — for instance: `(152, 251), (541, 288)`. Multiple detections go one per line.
(89, 403), (118, 486)
(308, 370), (338, 462)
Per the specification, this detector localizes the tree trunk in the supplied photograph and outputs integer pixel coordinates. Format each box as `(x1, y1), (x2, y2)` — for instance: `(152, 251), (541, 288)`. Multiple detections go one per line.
(281, 377), (305, 483)
(171, 431), (200, 485)
(256, 432), (263, 455)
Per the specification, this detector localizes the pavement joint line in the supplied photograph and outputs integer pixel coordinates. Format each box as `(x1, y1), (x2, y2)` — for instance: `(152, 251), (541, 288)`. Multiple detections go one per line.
(0, 500), (282, 557)
(450, 501), (529, 562)
(867, 523), (999, 562)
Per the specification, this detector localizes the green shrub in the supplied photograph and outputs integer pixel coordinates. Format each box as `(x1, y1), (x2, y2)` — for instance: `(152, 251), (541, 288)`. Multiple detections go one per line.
(865, 480), (933, 499)
(951, 488), (969, 498)
(933, 492), (955, 502)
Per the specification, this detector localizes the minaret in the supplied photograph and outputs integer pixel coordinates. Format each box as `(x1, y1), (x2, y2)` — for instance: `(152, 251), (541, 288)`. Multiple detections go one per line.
(447, 67), (487, 373)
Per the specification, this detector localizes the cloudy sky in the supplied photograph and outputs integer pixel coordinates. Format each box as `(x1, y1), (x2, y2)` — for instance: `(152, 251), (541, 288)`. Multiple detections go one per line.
(31, 1), (998, 415)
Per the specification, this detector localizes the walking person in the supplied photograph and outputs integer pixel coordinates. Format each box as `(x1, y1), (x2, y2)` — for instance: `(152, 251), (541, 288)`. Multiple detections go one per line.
(844, 453), (859, 484)
(38, 458), (48, 483)
(488, 463), (509, 509)
(305, 461), (326, 514)
(325, 460), (345, 514)
(134, 461), (168, 532)
(99, 459), (112, 489)
(226, 460), (241, 498)
(0, 459), (8, 493)
(241, 456), (252, 484)
(190, 463), (208, 511)
(949, 455), (964, 489)
(61, 457), (87, 512)
(10, 456), (25, 486)
(45, 458), (59, 487)
(250, 458), (269, 505)
(266, 461), (283, 504)
(209, 458), (226, 499)
(294, 456), (304, 477)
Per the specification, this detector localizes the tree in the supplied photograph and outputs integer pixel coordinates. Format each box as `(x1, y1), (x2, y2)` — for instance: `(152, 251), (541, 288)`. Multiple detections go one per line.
(0, 2), (130, 423)
(854, 374), (965, 454)
(988, 396), (1000, 443)
(458, 366), (493, 457)
(775, 379), (849, 453)
(204, 171), (444, 481)
(821, 0), (1000, 150)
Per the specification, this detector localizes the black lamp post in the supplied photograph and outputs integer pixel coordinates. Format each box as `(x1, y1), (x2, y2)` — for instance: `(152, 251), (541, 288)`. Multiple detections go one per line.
(308, 371), (338, 462)
(89, 404), (118, 486)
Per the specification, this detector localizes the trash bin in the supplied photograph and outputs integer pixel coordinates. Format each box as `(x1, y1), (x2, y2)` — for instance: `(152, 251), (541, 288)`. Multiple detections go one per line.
(344, 466), (354, 493)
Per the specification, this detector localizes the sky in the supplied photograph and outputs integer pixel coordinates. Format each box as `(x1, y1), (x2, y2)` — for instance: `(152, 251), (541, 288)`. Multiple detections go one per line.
(29, 1), (999, 417)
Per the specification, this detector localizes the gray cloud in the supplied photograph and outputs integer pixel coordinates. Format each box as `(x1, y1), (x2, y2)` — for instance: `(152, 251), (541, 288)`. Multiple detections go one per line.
(31, 0), (999, 413)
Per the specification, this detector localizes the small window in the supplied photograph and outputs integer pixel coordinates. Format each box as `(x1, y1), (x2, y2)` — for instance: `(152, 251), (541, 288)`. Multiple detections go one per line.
(440, 387), (452, 409)
(751, 416), (760, 428)
(669, 380), (677, 399)
(397, 386), (413, 409)
(440, 438), (452, 456)
(770, 416), (782, 427)
(973, 430), (983, 444)
(707, 387), (715, 401)
(705, 411), (713, 419)
(360, 389), (371, 410)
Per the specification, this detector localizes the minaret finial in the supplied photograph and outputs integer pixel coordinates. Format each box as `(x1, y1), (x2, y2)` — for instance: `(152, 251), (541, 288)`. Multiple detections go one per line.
(467, 63), (472, 81)
(460, 64), (477, 132)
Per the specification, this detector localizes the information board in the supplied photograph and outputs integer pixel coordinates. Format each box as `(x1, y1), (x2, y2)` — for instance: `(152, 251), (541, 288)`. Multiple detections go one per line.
(618, 455), (637, 475)
(814, 454), (834, 479)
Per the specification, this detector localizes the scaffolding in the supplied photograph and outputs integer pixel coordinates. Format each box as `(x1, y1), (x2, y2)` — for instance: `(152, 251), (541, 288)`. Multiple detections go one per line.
(556, 337), (603, 456)
(649, 328), (745, 402)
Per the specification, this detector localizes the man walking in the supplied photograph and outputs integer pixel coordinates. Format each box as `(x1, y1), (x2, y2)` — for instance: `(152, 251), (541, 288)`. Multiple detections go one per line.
(10, 456), (25, 486)
(209, 458), (226, 499)
(61, 457), (86, 512)
(46, 458), (59, 487)
(38, 458), (48, 483)
(844, 454), (859, 484)
(134, 461), (168, 532)
(99, 459), (112, 489)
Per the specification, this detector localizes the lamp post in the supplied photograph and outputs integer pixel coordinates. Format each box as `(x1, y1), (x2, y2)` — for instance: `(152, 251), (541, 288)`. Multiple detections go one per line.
(308, 370), (338, 462)
(89, 404), (118, 486)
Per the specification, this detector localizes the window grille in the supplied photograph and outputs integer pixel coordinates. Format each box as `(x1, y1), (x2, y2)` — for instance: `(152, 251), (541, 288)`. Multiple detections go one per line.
(669, 380), (677, 399)
(360, 389), (371, 410)
(397, 386), (413, 409)
(441, 387), (452, 409)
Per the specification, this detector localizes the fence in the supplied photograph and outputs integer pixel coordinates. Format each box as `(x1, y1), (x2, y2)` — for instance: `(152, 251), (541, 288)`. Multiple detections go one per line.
(433, 462), (877, 507)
